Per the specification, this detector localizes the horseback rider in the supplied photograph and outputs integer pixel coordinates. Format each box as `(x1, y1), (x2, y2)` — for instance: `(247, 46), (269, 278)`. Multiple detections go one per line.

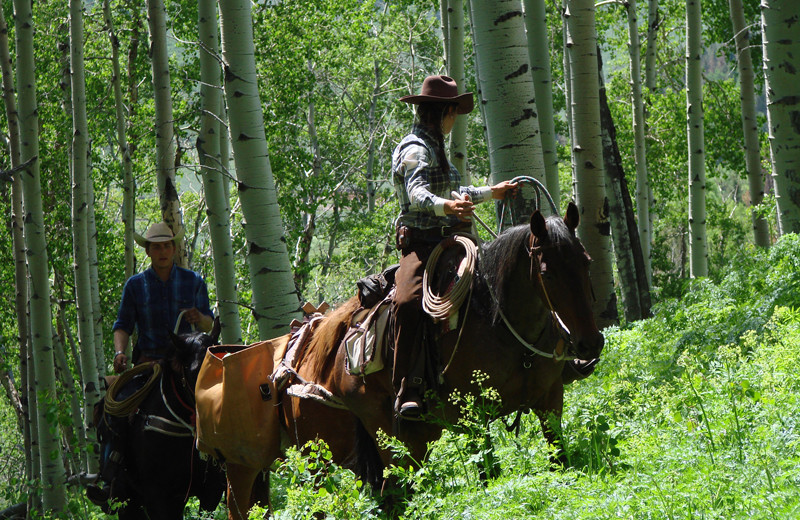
(391, 75), (518, 419)
(86, 221), (214, 507)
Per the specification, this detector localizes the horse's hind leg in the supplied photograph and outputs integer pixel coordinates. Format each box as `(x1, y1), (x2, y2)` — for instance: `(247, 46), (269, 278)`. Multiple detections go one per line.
(225, 462), (264, 520)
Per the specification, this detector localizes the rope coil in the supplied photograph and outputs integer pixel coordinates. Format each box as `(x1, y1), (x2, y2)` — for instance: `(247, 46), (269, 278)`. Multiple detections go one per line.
(422, 234), (477, 321)
(104, 362), (161, 417)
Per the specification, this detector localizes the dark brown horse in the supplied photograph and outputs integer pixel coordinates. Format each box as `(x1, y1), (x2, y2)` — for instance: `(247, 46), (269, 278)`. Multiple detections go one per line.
(224, 203), (603, 519)
(95, 323), (227, 519)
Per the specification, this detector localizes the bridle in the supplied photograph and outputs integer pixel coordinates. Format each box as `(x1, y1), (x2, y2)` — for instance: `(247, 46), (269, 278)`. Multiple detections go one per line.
(485, 233), (574, 361)
(141, 354), (199, 438)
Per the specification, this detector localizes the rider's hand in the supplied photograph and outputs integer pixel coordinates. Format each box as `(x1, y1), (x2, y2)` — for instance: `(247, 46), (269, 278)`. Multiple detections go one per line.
(113, 352), (129, 374)
(490, 180), (519, 200)
(181, 307), (213, 332)
(444, 194), (474, 221)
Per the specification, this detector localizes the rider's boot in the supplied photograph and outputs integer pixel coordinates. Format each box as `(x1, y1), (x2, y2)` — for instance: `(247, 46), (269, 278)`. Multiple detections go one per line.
(393, 326), (427, 419)
(395, 376), (424, 419)
(86, 447), (123, 511)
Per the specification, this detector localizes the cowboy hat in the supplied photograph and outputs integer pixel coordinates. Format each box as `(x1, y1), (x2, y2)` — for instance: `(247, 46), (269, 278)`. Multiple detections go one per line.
(133, 221), (185, 248)
(399, 75), (474, 114)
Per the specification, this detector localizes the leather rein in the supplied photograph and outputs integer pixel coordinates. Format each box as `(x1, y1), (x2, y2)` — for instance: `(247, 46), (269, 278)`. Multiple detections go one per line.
(440, 230), (575, 379)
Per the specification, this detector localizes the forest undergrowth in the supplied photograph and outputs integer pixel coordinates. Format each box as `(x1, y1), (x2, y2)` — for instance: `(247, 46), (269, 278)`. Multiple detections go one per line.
(262, 234), (800, 520)
(1, 235), (798, 519)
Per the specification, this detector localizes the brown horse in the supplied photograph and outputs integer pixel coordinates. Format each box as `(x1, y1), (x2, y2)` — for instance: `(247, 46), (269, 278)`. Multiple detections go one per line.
(224, 203), (603, 519)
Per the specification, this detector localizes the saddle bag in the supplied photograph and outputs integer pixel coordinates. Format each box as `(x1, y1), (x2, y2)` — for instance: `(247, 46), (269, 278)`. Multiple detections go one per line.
(344, 292), (393, 376)
(195, 335), (289, 469)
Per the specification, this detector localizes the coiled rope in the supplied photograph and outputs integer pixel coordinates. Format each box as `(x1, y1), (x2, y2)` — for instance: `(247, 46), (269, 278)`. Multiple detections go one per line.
(422, 234), (478, 321)
(104, 362), (162, 417)
(103, 312), (190, 418)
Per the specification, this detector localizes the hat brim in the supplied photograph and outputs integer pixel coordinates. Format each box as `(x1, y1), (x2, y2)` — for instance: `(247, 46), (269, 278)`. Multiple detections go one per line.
(133, 227), (185, 247)
(399, 92), (474, 114)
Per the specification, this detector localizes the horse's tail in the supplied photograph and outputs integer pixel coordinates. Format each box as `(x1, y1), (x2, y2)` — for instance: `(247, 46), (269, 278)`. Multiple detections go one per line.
(350, 419), (384, 491)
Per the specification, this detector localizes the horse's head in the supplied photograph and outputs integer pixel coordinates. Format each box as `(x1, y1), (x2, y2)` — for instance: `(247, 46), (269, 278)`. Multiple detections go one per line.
(529, 202), (604, 360)
(167, 317), (221, 391)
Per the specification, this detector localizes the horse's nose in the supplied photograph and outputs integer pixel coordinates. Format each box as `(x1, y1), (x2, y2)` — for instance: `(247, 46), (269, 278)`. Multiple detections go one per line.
(576, 333), (604, 359)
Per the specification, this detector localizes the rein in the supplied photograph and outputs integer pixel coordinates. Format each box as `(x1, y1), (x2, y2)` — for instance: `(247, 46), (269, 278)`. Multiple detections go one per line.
(439, 229), (573, 380)
(483, 256), (571, 361)
(437, 178), (572, 376)
(141, 365), (196, 438)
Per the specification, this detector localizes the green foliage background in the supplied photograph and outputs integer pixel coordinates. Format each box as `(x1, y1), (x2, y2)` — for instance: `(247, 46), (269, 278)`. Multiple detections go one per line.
(0, 0), (795, 517)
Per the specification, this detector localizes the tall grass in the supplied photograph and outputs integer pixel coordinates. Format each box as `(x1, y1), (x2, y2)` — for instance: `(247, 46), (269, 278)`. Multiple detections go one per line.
(266, 235), (800, 519)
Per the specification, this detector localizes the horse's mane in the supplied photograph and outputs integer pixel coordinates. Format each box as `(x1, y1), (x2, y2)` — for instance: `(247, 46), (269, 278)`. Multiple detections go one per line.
(479, 215), (573, 324)
(301, 296), (361, 378)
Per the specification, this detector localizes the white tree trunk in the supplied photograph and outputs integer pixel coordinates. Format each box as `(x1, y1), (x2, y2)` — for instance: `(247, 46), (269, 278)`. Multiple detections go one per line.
(686, 0), (708, 277)
(626, 0), (652, 284)
(523, 0), (560, 202)
(1, 4), (34, 487)
(87, 160), (105, 382)
(103, 0), (136, 278)
(730, 0), (770, 247)
(445, 0), (469, 179)
(69, 0), (101, 474)
(198, 0), (243, 344)
(566, 0), (617, 327)
(13, 0), (67, 509)
(218, 0), (301, 338)
(470, 0), (547, 222)
(147, 0), (186, 264)
(563, 0), (576, 192)
(366, 61), (381, 212)
(761, 0), (800, 234)
(645, 0), (659, 91)
(1, 3), (30, 402)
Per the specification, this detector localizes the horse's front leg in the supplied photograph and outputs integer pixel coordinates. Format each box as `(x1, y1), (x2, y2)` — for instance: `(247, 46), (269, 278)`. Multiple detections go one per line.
(534, 382), (566, 466)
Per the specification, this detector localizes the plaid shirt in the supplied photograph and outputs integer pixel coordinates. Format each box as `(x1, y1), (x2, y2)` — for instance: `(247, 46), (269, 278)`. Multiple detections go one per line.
(112, 264), (213, 356)
(392, 124), (491, 230)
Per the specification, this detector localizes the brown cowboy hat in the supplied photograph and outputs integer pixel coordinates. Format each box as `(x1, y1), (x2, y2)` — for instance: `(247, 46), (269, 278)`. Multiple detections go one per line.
(133, 221), (185, 248)
(399, 75), (474, 115)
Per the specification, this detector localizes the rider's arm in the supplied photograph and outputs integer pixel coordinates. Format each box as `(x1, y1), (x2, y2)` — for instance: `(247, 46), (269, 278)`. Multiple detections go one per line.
(113, 329), (130, 373)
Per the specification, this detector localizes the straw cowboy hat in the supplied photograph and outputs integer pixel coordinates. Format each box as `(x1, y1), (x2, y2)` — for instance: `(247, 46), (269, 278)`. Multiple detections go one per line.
(133, 221), (185, 248)
(399, 75), (474, 115)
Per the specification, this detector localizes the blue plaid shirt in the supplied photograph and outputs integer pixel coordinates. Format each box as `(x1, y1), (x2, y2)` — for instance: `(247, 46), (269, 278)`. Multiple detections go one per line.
(392, 124), (490, 230)
(112, 264), (213, 356)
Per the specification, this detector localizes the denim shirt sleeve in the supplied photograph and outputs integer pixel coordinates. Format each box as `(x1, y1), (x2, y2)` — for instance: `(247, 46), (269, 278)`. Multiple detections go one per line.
(112, 278), (137, 334)
(195, 277), (214, 319)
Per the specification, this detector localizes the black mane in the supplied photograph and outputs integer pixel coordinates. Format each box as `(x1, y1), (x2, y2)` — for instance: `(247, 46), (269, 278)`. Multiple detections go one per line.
(477, 215), (574, 323)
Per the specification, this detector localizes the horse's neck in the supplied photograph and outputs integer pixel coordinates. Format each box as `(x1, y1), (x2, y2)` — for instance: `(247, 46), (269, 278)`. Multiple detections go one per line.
(494, 261), (551, 344)
(162, 365), (194, 413)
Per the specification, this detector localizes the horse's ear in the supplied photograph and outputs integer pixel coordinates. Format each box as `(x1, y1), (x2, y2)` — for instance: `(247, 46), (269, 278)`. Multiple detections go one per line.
(564, 202), (579, 234)
(530, 210), (547, 242)
(168, 331), (182, 354)
(210, 317), (221, 343)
